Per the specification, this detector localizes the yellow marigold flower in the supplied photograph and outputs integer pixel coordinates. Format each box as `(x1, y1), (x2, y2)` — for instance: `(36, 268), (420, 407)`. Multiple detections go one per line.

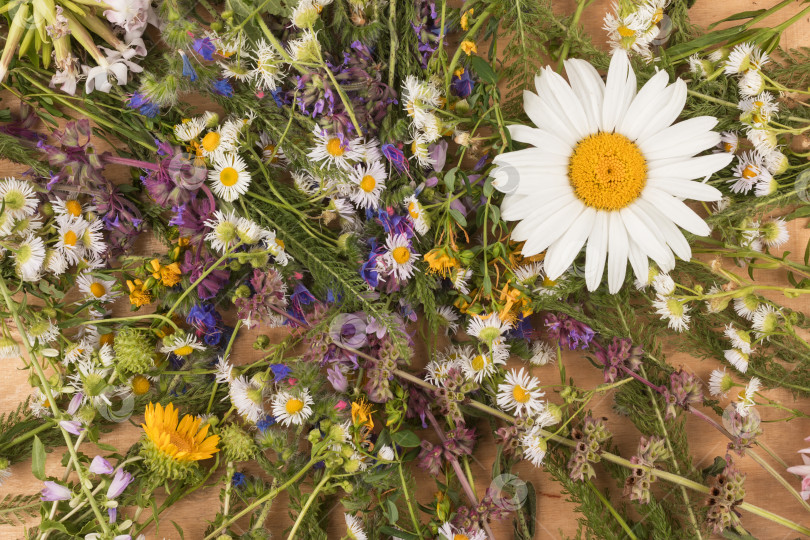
(126, 279), (152, 307)
(150, 259), (183, 287)
(460, 9), (473, 30)
(460, 40), (477, 56)
(424, 248), (460, 278)
(141, 402), (220, 462)
(351, 399), (374, 430)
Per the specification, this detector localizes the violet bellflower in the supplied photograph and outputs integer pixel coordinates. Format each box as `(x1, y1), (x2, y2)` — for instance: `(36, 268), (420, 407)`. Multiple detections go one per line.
(41, 481), (71, 502)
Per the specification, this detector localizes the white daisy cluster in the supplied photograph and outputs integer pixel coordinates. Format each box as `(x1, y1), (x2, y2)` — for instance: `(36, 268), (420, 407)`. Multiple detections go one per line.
(291, 0), (334, 28)
(723, 324), (754, 374)
(0, 177), (110, 284)
(215, 37), (285, 93)
(647, 271), (690, 332)
(738, 217), (789, 253)
(402, 75), (445, 168)
(204, 209), (289, 265)
(438, 523), (486, 540)
(173, 111), (255, 202)
(465, 313), (512, 382)
(603, 0), (669, 61)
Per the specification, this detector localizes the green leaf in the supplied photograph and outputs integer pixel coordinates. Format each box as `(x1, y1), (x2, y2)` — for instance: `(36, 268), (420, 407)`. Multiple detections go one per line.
(449, 208), (467, 227)
(392, 430), (421, 448)
(379, 526), (419, 540)
(384, 499), (399, 524)
(707, 9), (767, 30)
(470, 55), (497, 84)
(32, 436), (45, 481)
(444, 166), (458, 191)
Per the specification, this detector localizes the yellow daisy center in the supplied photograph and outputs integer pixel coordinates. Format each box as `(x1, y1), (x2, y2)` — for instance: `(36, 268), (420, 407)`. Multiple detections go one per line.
(286, 398), (304, 415)
(65, 200), (82, 217)
(512, 385), (530, 403)
(326, 137), (345, 157)
(169, 431), (195, 454)
(264, 144), (278, 162)
(617, 25), (636, 38)
(542, 276), (557, 287)
(202, 132), (221, 152)
(276, 238), (285, 249)
(569, 132), (647, 210)
(132, 375), (150, 395)
(724, 142), (735, 152)
(742, 165), (758, 179)
(219, 167), (239, 187)
(89, 282), (106, 298)
(408, 202), (420, 219)
(471, 354), (489, 371)
(392, 246), (411, 264)
(63, 230), (78, 246)
(360, 175), (376, 193)
(174, 345), (194, 356)
(455, 535), (470, 540)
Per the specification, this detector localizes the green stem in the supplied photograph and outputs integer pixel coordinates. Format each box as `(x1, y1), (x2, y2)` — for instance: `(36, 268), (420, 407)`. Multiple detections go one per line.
(556, 0), (591, 72)
(396, 447), (423, 540)
(587, 481), (638, 540)
(286, 471), (333, 540)
(444, 9), (491, 95)
(79, 313), (179, 331)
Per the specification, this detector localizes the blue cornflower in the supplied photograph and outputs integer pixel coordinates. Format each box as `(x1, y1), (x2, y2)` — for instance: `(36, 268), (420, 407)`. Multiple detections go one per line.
(193, 37), (216, 61)
(180, 51), (198, 82)
(212, 78), (234, 97)
(256, 415), (276, 433)
(270, 364), (292, 382)
(231, 472), (246, 489)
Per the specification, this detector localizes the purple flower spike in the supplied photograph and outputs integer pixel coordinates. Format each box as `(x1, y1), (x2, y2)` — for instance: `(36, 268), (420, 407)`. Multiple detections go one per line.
(41, 481), (71, 502)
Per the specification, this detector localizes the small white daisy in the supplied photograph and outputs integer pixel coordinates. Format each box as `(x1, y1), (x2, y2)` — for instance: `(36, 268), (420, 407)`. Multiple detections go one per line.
(730, 151), (770, 194)
(348, 160), (386, 210)
(733, 294), (759, 320)
(709, 368), (734, 397)
(739, 93), (778, 127)
(402, 75), (442, 126)
(724, 324), (754, 354)
(408, 131), (435, 169)
(462, 349), (506, 383)
(652, 295), (690, 332)
(251, 39), (283, 92)
(521, 425), (549, 467)
(0, 177), (37, 219)
(26, 316), (59, 346)
(497, 368), (545, 417)
(344, 513), (367, 540)
(235, 216), (265, 245)
(380, 233), (419, 281)
(377, 445), (395, 461)
(287, 29), (320, 63)
(219, 59), (252, 81)
(718, 131), (739, 154)
(738, 69), (765, 97)
(354, 138), (383, 164)
(437, 523), (485, 540)
(204, 210), (241, 253)
(229, 375), (267, 423)
(754, 175), (780, 197)
(173, 115), (207, 142)
(466, 312), (513, 344)
(436, 305), (460, 335)
(209, 153), (251, 201)
(14, 234), (45, 281)
(160, 333), (205, 357)
(529, 341), (556, 366)
(425, 357), (457, 387)
(308, 128), (361, 170)
(735, 376), (762, 417)
(759, 219), (789, 248)
(724, 42), (769, 75)
(256, 132), (286, 164)
(55, 215), (88, 264)
(0, 337), (20, 361)
(451, 267), (472, 295)
(199, 126), (239, 161)
(762, 149), (787, 175)
(272, 389), (314, 426)
(724, 348), (750, 373)
(512, 261), (545, 289)
(403, 194), (429, 235)
(215, 356), (234, 384)
(652, 274), (675, 296)
(76, 272), (119, 303)
(751, 305), (780, 340)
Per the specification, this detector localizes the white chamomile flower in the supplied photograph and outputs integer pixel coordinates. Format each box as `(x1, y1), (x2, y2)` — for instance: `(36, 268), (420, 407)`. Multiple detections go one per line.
(27, 316), (59, 346)
(234, 216), (264, 245)
(733, 294), (759, 320)
(14, 234), (45, 281)
(199, 126), (238, 161)
(652, 273), (675, 296)
(436, 305), (460, 335)
(76, 272), (119, 303)
(718, 131), (738, 154)
(380, 233), (419, 281)
(652, 295), (690, 331)
(308, 128), (361, 170)
(209, 152), (251, 201)
(251, 39), (283, 92)
(79, 219), (106, 257)
(377, 445), (395, 461)
(287, 30), (320, 63)
(739, 93), (778, 127)
(355, 138), (382, 164)
(724, 324), (753, 354)
(229, 375), (267, 423)
(762, 148), (787, 175)
(759, 219), (789, 248)
(263, 229), (290, 265)
(438, 523), (485, 540)
(219, 59), (252, 81)
(0, 336), (20, 361)
(173, 115), (207, 141)
(30, 389), (51, 417)
(709, 368), (735, 397)
(56, 215), (88, 264)
(161, 333), (205, 357)
(451, 267), (472, 295)
(272, 389), (314, 426)
(344, 513), (367, 540)
(751, 304), (780, 340)
(497, 368), (545, 417)
(63, 338), (93, 365)
(402, 75), (441, 125)
(512, 261), (544, 289)
(408, 131), (435, 169)
(466, 312), (512, 344)
(688, 54), (712, 78)
(98, 343), (115, 368)
(256, 132), (286, 164)
(291, 0), (321, 28)
(724, 42), (769, 75)
(724, 348), (750, 373)
(442, 344), (474, 366)
(204, 210), (241, 253)
(349, 160), (386, 210)
(746, 128), (778, 156)
(521, 425), (549, 467)
(739, 69), (765, 97)
(735, 377), (761, 417)
(0, 177), (37, 219)
(403, 194), (429, 235)
(529, 340), (556, 366)
(493, 50), (730, 294)
(10, 214), (42, 236)
(462, 349), (506, 383)
(425, 357), (456, 387)
(729, 151), (770, 194)
(292, 170), (321, 195)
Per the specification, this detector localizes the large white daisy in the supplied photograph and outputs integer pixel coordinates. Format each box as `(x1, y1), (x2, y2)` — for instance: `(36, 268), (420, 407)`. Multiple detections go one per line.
(492, 50), (732, 293)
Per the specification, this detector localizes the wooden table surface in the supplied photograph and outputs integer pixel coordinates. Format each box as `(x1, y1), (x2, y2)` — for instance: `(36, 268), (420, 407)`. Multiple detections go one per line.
(1, 0), (809, 538)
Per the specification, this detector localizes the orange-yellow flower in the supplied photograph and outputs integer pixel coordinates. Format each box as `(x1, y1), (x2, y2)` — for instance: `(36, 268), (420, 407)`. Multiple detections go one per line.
(351, 399), (374, 430)
(424, 248), (460, 278)
(150, 259), (183, 287)
(460, 40), (477, 56)
(460, 9), (473, 30)
(141, 402), (220, 462)
(126, 279), (152, 307)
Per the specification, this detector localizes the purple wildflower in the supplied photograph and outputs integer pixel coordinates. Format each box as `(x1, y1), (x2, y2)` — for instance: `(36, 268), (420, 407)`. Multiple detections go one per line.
(212, 79), (234, 97)
(107, 469), (134, 499)
(182, 249), (230, 300)
(193, 37), (216, 60)
(41, 482), (71, 502)
(593, 338), (643, 383)
(545, 313), (595, 350)
(233, 268), (288, 327)
(89, 456), (114, 475)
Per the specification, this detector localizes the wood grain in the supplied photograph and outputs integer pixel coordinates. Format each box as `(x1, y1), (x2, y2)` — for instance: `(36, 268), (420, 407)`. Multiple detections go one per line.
(1, 0), (809, 538)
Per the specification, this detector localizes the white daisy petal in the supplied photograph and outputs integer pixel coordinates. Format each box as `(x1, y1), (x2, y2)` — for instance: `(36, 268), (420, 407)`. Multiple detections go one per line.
(506, 125), (572, 157)
(536, 67), (590, 140)
(637, 116), (720, 157)
(648, 152), (734, 180)
(499, 187), (574, 221)
(543, 207), (596, 279)
(633, 198), (691, 264)
(617, 69), (670, 140)
(619, 206), (673, 269)
(523, 90), (579, 146)
(634, 79), (687, 141)
(519, 200), (585, 255)
(601, 50), (636, 133)
(641, 187), (711, 236)
(626, 237), (649, 283)
(564, 59), (605, 134)
(607, 212), (629, 293)
(585, 211), (609, 291)
(647, 178), (723, 201)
